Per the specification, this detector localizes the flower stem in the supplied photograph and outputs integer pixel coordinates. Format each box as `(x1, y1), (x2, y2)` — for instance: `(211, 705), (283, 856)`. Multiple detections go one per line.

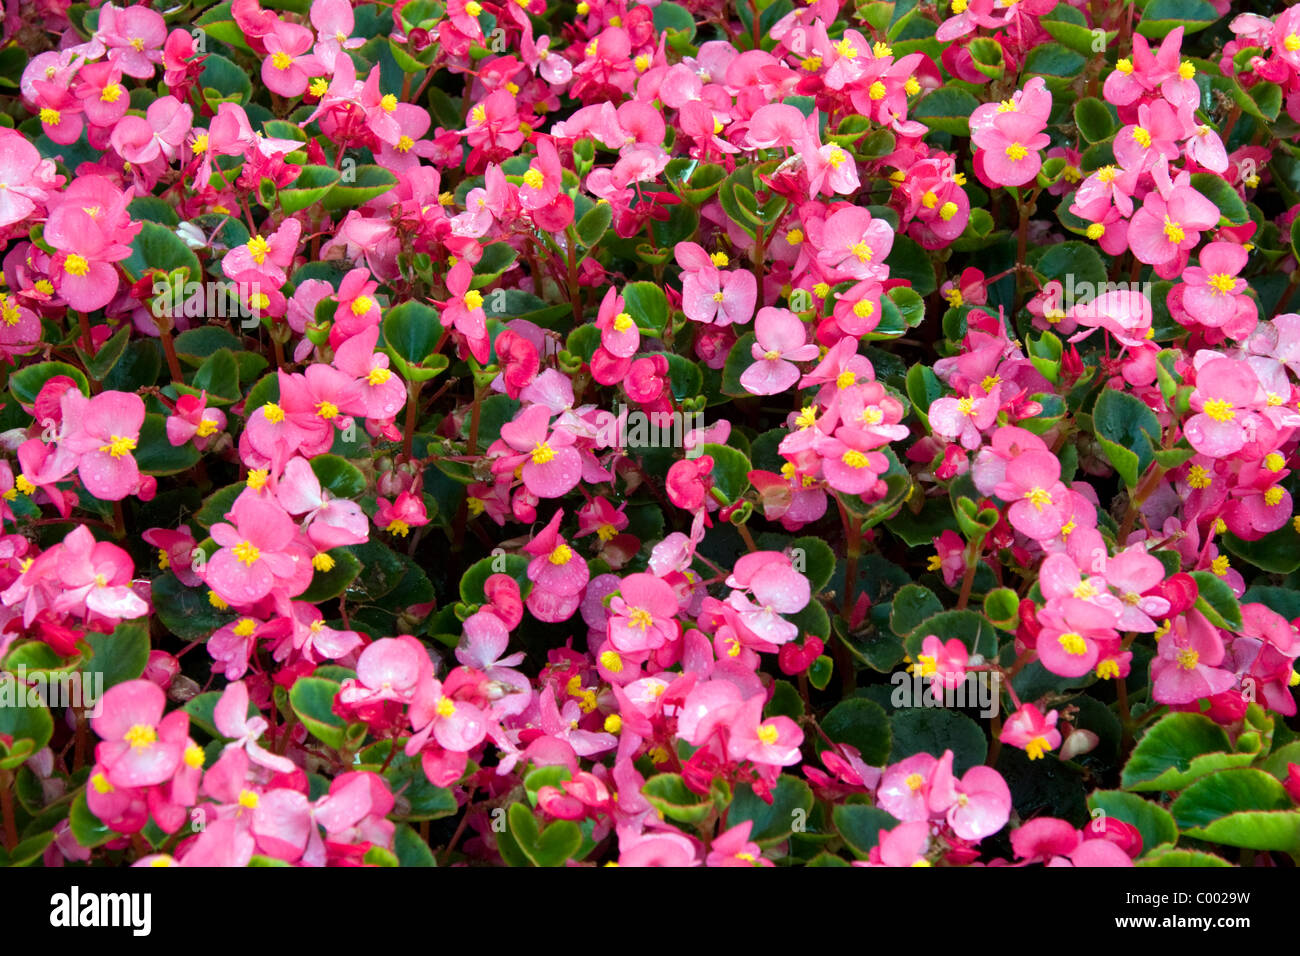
(0, 772), (16, 853)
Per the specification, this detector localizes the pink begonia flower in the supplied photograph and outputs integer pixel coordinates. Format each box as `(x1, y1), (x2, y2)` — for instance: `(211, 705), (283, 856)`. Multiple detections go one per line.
(438, 259), (491, 363)
(706, 820), (771, 867)
(1011, 816), (1079, 861)
(222, 217), (302, 288)
(374, 490), (429, 537)
(206, 493), (305, 606)
(92, 680), (189, 788)
(207, 614), (267, 680)
(494, 403), (582, 498)
(991, 449), (1071, 540)
(274, 455), (369, 550)
(43, 203), (138, 313)
(594, 286), (639, 359)
(310, 0), (365, 70)
(1179, 242), (1249, 328)
(524, 508), (588, 601)
(725, 694), (803, 766)
(1067, 288), (1153, 349)
(1184, 357), (1264, 458)
(213, 679), (296, 774)
(109, 94), (192, 165)
(1102, 546), (1171, 631)
(927, 750), (1011, 841)
(96, 2), (168, 77)
(1113, 99), (1186, 173)
(865, 820), (933, 867)
(725, 557), (811, 646)
(676, 242), (757, 326)
(1000, 703), (1063, 760)
(1102, 26), (1194, 108)
(52, 525), (148, 623)
(740, 307), (820, 396)
(816, 206), (894, 281)
(1151, 609), (1236, 705)
(407, 672), (489, 755)
(59, 389), (145, 501)
(142, 526), (201, 587)
(0, 128), (61, 227)
(876, 752), (939, 822)
(1036, 597), (1119, 678)
(972, 110), (1051, 187)
(166, 391), (226, 449)
(617, 829), (700, 867)
(915, 635), (969, 689)
(261, 21), (323, 98)
(1128, 174), (1219, 270)
(928, 382), (1001, 449)
(607, 573), (680, 655)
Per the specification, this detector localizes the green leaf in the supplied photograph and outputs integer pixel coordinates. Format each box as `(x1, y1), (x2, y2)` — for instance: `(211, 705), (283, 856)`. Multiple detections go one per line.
(1022, 42), (1087, 77)
(0, 688), (53, 757)
(7, 831), (54, 866)
(135, 413), (201, 476)
(9, 361), (90, 407)
(382, 750), (459, 821)
(151, 571), (234, 640)
(507, 802), (581, 867)
(575, 201), (612, 248)
(382, 300), (442, 366)
(81, 325), (132, 381)
(889, 584), (944, 638)
(1036, 240), (1108, 287)
(790, 536), (836, 592)
(1171, 769), (1291, 829)
(1222, 526), (1300, 574)
(727, 775), (813, 845)
(1189, 172), (1249, 226)
(884, 234), (937, 296)
(199, 52), (252, 103)
(699, 442), (751, 502)
(1092, 390), (1160, 486)
(289, 677), (345, 749)
(642, 773), (712, 823)
(1087, 790), (1178, 856)
(1135, 0), (1221, 39)
(1136, 847), (1232, 867)
(299, 549), (363, 603)
(720, 331), (758, 397)
(833, 804), (900, 859)
(279, 164), (340, 214)
(1122, 712), (1253, 791)
(81, 621), (150, 691)
(120, 221), (202, 283)
(623, 282), (671, 336)
(190, 347), (240, 404)
(470, 242), (518, 289)
(890, 708), (987, 775)
(459, 552), (530, 605)
(309, 454), (367, 499)
(652, 0), (696, 37)
(321, 165), (398, 210)
(983, 588), (1020, 630)
(1074, 97), (1116, 143)
(902, 609), (998, 660)
(1190, 570), (1243, 631)
(392, 824), (437, 867)
(913, 86), (981, 136)
(818, 698), (892, 765)
(69, 791), (114, 849)
(807, 655), (834, 691)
